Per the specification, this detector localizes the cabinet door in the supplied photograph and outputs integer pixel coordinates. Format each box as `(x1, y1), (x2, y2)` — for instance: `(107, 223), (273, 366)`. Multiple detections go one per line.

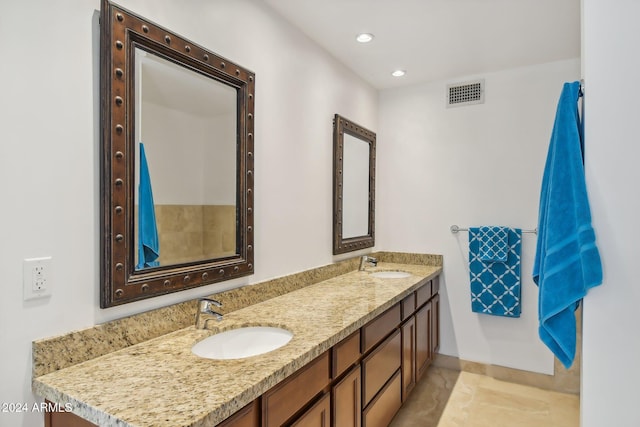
(216, 400), (259, 427)
(415, 301), (432, 381)
(333, 365), (361, 427)
(401, 317), (416, 401)
(291, 393), (330, 427)
(431, 293), (440, 355)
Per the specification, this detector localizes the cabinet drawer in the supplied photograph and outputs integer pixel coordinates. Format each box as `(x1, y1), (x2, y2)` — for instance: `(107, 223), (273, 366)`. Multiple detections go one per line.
(332, 330), (361, 378)
(217, 400), (259, 427)
(362, 371), (402, 427)
(432, 275), (440, 295)
(362, 329), (401, 406)
(290, 392), (330, 427)
(401, 294), (416, 320)
(361, 304), (401, 354)
(416, 280), (433, 307)
(262, 351), (330, 427)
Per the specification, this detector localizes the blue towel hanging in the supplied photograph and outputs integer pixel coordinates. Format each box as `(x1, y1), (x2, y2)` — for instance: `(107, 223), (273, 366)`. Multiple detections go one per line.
(469, 227), (522, 317)
(137, 142), (160, 269)
(533, 81), (602, 368)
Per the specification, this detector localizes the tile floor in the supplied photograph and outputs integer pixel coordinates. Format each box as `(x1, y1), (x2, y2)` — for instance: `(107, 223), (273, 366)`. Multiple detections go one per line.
(390, 367), (579, 427)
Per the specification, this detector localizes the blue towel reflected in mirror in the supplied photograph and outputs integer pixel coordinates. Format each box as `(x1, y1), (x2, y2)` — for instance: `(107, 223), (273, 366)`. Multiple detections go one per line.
(137, 142), (160, 269)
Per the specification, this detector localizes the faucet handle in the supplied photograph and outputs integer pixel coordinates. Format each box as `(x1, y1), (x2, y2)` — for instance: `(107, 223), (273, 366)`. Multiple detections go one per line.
(359, 255), (378, 271)
(198, 298), (222, 307)
(198, 297), (222, 310)
(195, 298), (224, 329)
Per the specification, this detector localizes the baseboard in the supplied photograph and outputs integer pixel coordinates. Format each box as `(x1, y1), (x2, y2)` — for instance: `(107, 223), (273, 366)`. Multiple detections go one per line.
(432, 353), (579, 395)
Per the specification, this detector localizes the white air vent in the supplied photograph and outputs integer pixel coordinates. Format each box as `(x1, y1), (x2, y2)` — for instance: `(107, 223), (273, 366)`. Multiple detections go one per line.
(446, 79), (484, 107)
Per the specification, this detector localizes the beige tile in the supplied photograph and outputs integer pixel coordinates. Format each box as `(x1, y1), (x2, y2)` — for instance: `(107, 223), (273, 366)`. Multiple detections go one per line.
(438, 372), (579, 427)
(467, 387), (550, 427)
(390, 367), (460, 427)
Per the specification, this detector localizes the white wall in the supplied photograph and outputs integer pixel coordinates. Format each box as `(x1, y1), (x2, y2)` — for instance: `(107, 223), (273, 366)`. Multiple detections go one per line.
(142, 102), (210, 204)
(581, 0), (640, 425)
(204, 113), (237, 205)
(141, 104), (237, 205)
(377, 59), (581, 374)
(0, 1), (376, 426)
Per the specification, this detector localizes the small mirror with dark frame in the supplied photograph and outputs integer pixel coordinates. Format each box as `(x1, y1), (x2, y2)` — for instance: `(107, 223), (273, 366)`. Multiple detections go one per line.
(100, 0), (255, 307)
(333, 114), (376, 255)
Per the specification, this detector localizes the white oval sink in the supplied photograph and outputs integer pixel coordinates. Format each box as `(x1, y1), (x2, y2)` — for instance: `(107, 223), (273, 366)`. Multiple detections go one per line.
(192, 326), (293, 360)
(370, 271), (411, 279)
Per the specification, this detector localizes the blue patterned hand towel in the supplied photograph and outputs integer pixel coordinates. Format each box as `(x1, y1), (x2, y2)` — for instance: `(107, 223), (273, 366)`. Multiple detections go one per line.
(478, 226), (509, 262)
(469, 227), (522, 317)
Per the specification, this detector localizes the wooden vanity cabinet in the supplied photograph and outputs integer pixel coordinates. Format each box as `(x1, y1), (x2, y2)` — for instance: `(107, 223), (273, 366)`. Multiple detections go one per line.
(45, 275), (441, 427)
(400, 277), (440, 400)
(263, 288), (437, 427)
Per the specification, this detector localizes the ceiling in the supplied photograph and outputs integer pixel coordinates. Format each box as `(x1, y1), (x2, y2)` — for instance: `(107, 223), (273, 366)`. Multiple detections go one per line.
(263, 0), (581, 89)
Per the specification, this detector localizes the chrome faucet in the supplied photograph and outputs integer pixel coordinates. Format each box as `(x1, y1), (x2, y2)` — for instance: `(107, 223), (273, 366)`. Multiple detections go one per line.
(359, 255), (378, 271)
(195, 298), (223, 329)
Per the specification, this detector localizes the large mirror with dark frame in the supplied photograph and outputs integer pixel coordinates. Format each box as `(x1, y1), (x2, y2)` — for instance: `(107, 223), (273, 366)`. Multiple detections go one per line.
(100, 0), (255, 307)
(333, 114), (376, 254)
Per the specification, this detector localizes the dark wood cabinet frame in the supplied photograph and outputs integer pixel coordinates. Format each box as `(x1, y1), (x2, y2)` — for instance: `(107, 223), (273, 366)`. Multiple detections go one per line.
(332, 114), (376, 255)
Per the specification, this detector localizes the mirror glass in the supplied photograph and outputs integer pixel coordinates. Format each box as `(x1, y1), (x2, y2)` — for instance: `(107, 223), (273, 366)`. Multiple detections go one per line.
(342, 133), (370, 238)
(100, 0), (255, 307)
(134, 48), (238, 269)
(333, 114), (376, 254)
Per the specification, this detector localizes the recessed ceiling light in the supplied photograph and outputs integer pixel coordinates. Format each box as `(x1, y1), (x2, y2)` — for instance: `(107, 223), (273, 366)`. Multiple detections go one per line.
(356, 33), (374, 43)
(392, 70), (406, 77)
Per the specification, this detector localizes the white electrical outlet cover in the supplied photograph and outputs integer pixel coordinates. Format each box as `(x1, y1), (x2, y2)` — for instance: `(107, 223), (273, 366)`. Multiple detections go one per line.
(23, 257), (52, 300)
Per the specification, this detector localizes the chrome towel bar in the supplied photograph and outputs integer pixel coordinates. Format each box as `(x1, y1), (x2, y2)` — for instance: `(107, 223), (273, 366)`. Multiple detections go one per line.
(450, 224), (537, 234)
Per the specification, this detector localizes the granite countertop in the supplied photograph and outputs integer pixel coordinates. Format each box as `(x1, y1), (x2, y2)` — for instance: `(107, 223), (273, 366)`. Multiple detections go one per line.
(33, 262), (441, 427)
